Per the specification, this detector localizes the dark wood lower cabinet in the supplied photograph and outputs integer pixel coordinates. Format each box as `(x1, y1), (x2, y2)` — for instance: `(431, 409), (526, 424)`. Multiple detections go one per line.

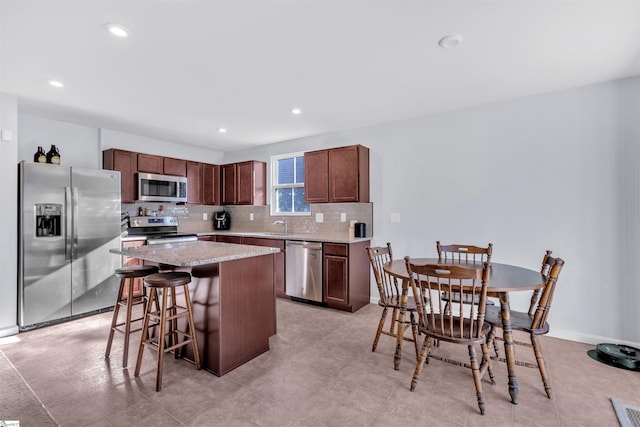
(323, 240), (370, 312)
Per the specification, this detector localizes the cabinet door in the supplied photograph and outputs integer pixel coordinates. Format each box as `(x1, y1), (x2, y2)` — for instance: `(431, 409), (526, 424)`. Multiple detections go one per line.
(186, 161), (202, 204)
(324, 255), (348, 306)
(121, 240), (145, 298)
(164, 157), (187, 176)
(137, 153), (163, 174)
(329, 146), (361, 202)
(304, 149), (329, 203)
(202, 164), (220, 206)
(236, 161), (255, 205)
(103, 149), (137, 203)
(221, 163), (237, 205)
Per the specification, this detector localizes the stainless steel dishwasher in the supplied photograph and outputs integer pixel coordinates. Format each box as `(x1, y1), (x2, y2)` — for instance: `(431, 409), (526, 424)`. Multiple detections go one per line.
(286, 241), (323, 302)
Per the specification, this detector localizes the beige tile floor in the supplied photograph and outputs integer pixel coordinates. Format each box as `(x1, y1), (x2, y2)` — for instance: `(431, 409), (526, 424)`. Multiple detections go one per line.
(1, 298), (639, 426)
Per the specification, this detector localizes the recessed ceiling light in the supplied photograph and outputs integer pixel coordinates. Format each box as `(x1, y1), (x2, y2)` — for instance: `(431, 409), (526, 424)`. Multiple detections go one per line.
(105, 23), (129, 38)
(291, 108), (302, 115)
(47, 79), (64, 88)
(218, 128), (227, 133)
(438, 34), (463, 48)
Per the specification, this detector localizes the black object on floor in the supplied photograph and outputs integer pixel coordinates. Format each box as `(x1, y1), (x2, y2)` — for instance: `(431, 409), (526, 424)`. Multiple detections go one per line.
(587, 343), (640, 371)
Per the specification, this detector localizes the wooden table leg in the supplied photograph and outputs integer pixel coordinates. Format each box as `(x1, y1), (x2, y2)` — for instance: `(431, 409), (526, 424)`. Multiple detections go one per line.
(499, 292), (518, 404)
(394, 278), (409, 370)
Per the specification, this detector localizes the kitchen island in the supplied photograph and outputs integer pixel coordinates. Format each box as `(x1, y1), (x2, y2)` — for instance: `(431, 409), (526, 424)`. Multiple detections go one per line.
(111, 240), (279, 376)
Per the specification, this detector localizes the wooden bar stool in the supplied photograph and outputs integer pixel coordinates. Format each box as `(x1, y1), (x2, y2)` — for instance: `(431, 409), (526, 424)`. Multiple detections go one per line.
(105, 265), (159, 368)
(134, 271), (201, 391)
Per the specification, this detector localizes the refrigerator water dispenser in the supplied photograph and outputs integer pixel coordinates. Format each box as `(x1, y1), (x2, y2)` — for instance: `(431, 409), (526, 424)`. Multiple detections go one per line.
(35, 203), (62, 237)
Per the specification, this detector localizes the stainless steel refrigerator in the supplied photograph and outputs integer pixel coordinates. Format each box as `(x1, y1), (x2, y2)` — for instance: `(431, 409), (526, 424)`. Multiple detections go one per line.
(18, 161), (121, 330)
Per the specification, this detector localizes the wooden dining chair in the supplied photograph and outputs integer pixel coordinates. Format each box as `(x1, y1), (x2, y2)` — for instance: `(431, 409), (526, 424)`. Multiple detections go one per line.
(437, 241), (494, 310)
(405, 257), (494, 415)
(485, 250), (565, 399)
(366, 243), (419, 360)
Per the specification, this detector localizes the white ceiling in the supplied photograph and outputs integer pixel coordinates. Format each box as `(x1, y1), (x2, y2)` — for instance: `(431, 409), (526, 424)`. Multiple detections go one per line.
(2, 1), (639, 152)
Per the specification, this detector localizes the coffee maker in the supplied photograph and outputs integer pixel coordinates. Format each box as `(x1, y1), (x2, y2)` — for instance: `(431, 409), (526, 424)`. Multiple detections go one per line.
(213, 211), (231, 230)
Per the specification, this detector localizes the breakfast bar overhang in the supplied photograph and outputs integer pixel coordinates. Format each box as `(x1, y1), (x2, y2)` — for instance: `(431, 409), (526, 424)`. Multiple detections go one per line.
(111, 240), (279, 376)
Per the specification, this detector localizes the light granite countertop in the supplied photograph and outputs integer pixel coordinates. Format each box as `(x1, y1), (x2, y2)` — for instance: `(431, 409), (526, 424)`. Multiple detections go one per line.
(110, 240), (280, 267)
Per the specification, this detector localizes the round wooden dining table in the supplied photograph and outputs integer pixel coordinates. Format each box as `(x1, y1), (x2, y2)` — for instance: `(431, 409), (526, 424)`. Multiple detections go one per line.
(383, 258), (546, 405)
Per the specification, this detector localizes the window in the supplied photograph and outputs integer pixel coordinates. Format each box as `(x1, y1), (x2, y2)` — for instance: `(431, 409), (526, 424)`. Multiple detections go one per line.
(271, 152), (310, 215)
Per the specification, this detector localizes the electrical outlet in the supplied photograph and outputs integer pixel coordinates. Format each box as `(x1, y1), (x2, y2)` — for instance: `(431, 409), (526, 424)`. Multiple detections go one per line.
(202, 213), (208, 221)
(250, 213), (254, 221)
(1, 130), (12, 142)
(340, 213), (346, 222)
(390, 213), (401, 223)
(316, 213), (324, 223)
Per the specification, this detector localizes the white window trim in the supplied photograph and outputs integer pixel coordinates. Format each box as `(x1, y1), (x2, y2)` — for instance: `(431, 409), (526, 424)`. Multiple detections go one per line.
(270, 151), (311, 217)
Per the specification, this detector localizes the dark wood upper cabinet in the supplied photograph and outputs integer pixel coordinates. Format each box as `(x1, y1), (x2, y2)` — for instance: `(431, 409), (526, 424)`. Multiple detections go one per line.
(237, 161), (266, 205)
(304, 145), (369, 203)
(163, 157), (187, 176)
(202, 163), (220, 206)
(304, 149), (329, 203)
(137, 153), (163, 174)
(186, 161), (202, 204)
(221, 163), (237, 205)
(221, 161), (266, 205)
(103, 149), (137, 203)
(329, 145), (369, 203)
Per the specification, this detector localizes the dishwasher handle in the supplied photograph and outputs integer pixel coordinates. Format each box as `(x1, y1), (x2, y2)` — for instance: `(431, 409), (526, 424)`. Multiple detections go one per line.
(286, 240), (322, 250)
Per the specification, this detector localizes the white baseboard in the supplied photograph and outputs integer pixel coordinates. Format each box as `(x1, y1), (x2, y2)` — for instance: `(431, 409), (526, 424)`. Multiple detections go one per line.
(0, 325), (19, 338)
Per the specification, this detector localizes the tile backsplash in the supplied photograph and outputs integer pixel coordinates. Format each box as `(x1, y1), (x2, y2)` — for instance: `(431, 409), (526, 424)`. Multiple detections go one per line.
(122, 202), (373, 239)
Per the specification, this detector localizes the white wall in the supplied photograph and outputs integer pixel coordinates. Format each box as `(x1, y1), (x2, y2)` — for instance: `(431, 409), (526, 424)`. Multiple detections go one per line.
(226, 76), (640, 346)
(100, 128), (224, 164)
(0, 93), (19, 337)
(18, 114), (101, 168)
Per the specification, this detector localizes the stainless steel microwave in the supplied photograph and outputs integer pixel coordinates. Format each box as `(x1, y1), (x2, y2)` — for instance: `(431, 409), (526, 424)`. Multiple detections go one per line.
(137, 173), (187, 202)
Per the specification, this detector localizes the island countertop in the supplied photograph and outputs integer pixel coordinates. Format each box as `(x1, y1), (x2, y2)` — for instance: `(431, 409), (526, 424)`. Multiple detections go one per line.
(110, 240), (280, 267)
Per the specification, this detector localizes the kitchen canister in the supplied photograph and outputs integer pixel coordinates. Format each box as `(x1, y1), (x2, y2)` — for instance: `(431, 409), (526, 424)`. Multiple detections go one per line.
(354, 222), (366, 238)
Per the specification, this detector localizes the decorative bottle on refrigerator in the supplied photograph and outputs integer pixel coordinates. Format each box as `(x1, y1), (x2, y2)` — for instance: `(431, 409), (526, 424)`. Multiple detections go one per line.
(46, 145), (60, 164)
(33, 146), (46, 163)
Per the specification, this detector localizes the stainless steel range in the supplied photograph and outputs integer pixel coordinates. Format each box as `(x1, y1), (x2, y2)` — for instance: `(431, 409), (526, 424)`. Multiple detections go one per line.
(127, 216), (198, 244)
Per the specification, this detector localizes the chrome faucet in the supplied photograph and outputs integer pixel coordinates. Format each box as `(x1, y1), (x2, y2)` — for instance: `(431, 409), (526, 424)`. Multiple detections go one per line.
(272, 218), (288, 234)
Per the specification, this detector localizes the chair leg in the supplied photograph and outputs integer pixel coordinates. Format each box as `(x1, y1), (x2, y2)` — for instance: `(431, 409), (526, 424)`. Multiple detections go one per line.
(182, 284), (201, 370)
(389, 307), (398, 335)
(134, 288), (155, 378)
(487, 326), (499, 358)
(531, 334), (552, 399)
(468, 345), (486, 415)
(410, 336), (432, 391)
(481, 342), (495, 385)
(105, 278), (125, 359)
(372, 307), (388, 352)
(155, 288), (169, 392)
(122, 278), (135, 368)
(410, 312), (419, 360)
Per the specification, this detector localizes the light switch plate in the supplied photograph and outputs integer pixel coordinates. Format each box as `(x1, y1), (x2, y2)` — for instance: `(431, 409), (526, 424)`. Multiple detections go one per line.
(390, 213), (401, 223)
(250, 213), (254, 221)
(202, 213), (208, 220)
(340, 213), (346, 222)
(316, 213), (324, 223)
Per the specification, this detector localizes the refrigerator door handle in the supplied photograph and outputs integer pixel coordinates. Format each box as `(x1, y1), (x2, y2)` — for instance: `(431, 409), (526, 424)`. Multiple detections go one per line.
(72, 187), (79, 260)
(65, 186), (73, 261)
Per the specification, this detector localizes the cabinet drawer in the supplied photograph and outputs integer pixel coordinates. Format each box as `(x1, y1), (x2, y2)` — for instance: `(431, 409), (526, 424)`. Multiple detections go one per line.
(324, 243), (347, 257)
